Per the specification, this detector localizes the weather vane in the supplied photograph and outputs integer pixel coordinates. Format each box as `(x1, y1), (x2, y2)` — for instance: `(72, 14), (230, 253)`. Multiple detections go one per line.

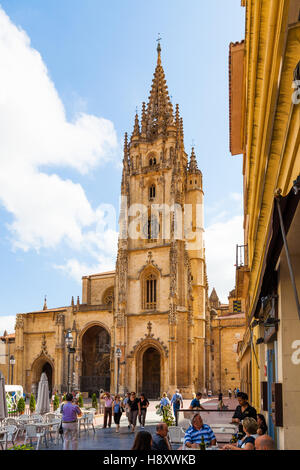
(157, 33), (162, 44)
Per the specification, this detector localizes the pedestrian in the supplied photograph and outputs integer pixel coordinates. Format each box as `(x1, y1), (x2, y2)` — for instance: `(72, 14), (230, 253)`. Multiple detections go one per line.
(233, 387), (237, 398)
(123, 392), (131, 429)
(257, 414), (268, 436)
(138, 393), (149, 429)
(61, 392), (82, 450)
(171, 389), (183, 421)
(112, 394), (123, 433)
(222, 417), (258, 450)
(217, 390), (224, 410)
(127, 392), (141, 432)
(152, 423), (172, 450)
(131, 430), (152, 450)
(101, 392), (113, 428)
(189, 392), (206, 410)
(228, 388), (232, 399)
(231, 392), (257, 437)
(160, 392), (170, 412)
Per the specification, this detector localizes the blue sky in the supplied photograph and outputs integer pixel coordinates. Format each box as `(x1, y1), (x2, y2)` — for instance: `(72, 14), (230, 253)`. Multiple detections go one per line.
(0, 0), (245, 333)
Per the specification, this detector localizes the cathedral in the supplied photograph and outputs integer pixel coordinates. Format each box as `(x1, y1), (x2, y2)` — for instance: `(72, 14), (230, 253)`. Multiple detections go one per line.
(12, 43), (209, 399)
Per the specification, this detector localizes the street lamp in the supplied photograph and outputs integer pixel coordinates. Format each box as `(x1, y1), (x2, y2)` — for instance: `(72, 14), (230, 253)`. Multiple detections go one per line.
(65, 330), (75, 394)
(10, 355), (15, 385)
(115, 347), (122, 395)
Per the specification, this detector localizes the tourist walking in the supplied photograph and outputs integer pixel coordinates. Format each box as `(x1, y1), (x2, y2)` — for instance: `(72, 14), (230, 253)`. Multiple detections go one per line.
(131, 431), (152, 450)
(101, 392), (113, 428)
(138, 393), (149, 428)
(160, 392), (170, 412)
(228, 388), (232, 399)
(171, 389), (183, 420)
(112, 394), (123, 433)
(61, 392), (82, 450)
(217, 390), (224, 410)
(127, 392), (141, 432)
(123, 392), (131, 429)
(189, 392), (205, 410)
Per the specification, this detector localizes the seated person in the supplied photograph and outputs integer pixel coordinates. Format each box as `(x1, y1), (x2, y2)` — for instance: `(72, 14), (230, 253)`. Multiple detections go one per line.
(255, 435), (276, 450)
(189, 392), (205, 411)
(183, 413), (216, 449)
(231, 392), (257, 436)
(152, 423), (172, 450)
(222, 417), (258, 450)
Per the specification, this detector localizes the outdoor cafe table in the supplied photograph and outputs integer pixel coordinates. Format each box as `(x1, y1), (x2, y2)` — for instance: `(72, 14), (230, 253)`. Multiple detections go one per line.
(30, 420), (60, 448)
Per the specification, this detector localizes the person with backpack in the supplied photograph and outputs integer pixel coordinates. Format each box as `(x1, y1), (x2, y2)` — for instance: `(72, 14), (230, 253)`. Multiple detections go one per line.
(171, 389), (183, 420)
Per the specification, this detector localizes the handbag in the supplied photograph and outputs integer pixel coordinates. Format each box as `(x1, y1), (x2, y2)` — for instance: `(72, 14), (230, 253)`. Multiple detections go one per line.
(59, 421), (64, 435)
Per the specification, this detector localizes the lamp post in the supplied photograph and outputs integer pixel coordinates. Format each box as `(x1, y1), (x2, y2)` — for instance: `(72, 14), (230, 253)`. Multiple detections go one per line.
(10, 355), (15, 385)
(115, 348), (121, 395)
(65, 330), (75, 394)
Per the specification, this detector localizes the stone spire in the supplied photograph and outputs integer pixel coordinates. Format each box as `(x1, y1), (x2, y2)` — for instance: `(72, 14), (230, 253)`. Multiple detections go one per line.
(43, 295), (47, 310)
(141, 102), (147, 136)
(145, 42), (174, 139)
(189, 147), (199, 173)
(123, 132), (129, 172)
(131, 112), (140, 139)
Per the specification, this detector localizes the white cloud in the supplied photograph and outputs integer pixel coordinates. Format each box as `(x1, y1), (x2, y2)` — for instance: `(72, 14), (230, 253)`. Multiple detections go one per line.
(0, 7), (119, 256)
(0, 315), (16, 335)
(205, 215), (243, 303)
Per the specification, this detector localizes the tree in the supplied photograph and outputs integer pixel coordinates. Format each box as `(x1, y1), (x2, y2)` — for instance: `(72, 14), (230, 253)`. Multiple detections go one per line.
(17, 397), (25, 414)
(29, 394), (36, 413)
(53, 394), (60, 411)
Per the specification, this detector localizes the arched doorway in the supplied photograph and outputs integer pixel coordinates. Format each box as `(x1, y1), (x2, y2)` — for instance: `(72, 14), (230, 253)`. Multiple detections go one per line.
(80, 325), (111, 397)
(142, 347), (161, 399)
(31, 356), (54, 398)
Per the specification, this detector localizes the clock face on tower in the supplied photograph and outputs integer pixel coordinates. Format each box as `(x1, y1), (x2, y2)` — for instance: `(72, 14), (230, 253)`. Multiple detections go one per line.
(143, 216), (160, 239)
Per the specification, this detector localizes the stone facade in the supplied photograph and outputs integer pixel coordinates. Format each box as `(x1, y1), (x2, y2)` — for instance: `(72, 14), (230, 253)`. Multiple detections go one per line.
(12, 44), (209, 399)
(207, 288), (245, 394)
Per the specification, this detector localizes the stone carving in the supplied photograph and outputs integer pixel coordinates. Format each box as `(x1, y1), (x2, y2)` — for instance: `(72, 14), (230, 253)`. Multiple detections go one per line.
(41, 334), (48, 355)
(55, 313), (65, 326)
(169, 242), (177, 297)
(15, 314), (24, 329)
(168, 302), (177, 325)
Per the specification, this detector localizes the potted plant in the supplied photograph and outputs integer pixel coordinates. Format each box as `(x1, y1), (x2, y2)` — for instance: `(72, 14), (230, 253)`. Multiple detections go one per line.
(29, 394), (36, 413)
(78, 393), (84, 408)
(161, 404), (175, 427)
(17, 397), (25, 415)
(53, 394), (60, 411)
(91, 393), (98, 412)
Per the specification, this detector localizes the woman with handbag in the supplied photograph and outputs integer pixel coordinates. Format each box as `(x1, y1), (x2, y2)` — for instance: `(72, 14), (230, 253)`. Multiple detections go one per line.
(61, 393), (82, 450)
(112, 395), (123, 433)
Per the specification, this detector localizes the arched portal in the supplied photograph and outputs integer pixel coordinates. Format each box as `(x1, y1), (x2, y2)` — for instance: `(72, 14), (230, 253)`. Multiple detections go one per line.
(31, 356), (54, 397)
(142, 347), (161, 399)
(80, 325), (111, 396)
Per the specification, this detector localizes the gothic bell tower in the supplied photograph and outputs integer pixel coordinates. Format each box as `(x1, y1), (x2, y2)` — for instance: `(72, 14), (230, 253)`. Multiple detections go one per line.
(114, 42), (207, 397)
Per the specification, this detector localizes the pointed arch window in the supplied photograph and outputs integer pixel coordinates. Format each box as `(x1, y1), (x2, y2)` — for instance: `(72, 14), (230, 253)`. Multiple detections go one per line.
(149, 184), (156, 200)
(142, 272), (157, 310)
(149, 157), (157, 166)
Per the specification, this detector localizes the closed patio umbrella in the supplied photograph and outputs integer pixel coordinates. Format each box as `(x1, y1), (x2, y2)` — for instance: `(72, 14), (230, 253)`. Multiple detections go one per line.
(36, 372), (50, 414)
(0, 371), (8, 420)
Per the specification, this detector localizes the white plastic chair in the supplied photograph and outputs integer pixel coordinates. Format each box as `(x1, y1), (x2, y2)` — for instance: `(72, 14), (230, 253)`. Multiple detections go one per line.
(5, 425), (18, 447)
(44, 413), (57, 423)
(168, 426), (186, 444)
(0, 429), (8, 450)
(24, 424), (47, 450)
(85, 412), (95, 433)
